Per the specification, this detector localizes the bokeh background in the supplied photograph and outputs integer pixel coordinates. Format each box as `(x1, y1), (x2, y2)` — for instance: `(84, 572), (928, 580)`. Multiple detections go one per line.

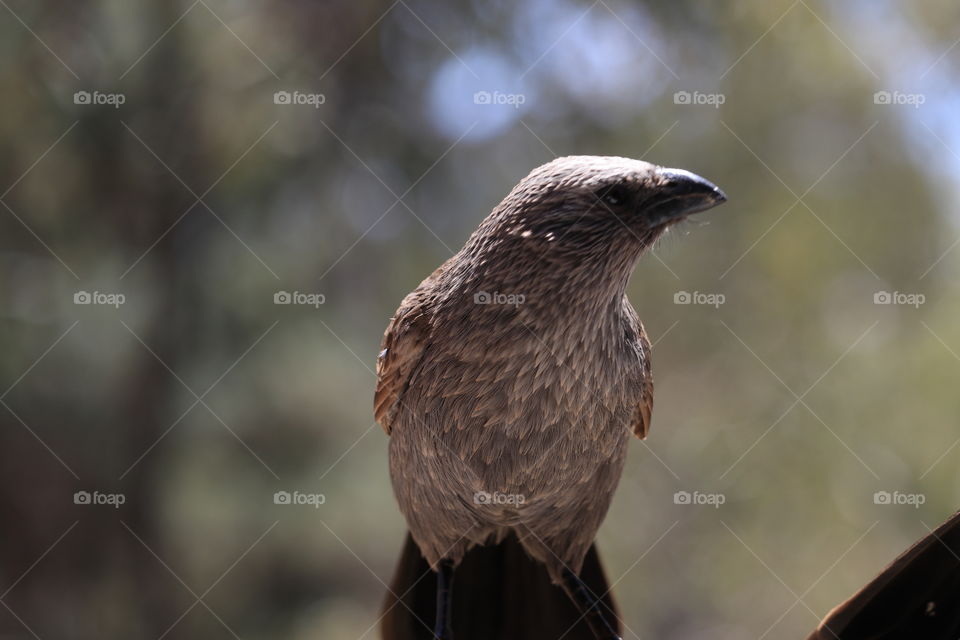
(2, 1), (960, 638)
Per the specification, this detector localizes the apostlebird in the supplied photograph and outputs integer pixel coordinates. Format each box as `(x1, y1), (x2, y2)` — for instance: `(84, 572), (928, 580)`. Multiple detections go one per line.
(375, 156), (726, 639)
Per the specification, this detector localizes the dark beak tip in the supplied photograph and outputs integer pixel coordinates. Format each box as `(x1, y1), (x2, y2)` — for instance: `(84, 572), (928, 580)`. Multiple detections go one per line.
(657, 167), (727, 212)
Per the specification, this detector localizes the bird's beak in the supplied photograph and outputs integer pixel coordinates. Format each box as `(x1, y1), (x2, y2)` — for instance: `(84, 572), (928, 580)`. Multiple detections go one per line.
(649, 167), (727, 224)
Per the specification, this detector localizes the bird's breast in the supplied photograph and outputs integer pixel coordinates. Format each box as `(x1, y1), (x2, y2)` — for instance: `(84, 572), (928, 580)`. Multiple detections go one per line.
(403, 333), (637, 498)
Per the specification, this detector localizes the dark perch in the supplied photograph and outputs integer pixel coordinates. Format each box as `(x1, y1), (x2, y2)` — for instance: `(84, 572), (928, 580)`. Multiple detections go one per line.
(382, 532), (619, 640)
(808, 509), (960, 639)
(382, 509), (960, 639)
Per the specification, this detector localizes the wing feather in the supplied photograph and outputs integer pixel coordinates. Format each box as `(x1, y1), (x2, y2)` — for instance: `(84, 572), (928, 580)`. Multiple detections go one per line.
(622, 300), (654, 439)
(374, 266), (449, 434)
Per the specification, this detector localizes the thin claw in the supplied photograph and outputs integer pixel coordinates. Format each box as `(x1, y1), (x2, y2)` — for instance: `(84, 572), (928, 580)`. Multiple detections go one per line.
(561, 568), (621, 640)
(434, 559), (455, 639)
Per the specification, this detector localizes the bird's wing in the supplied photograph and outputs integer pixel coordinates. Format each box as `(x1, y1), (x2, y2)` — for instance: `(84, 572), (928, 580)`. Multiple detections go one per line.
(374, 276), (440, 435)
(623, 300), (654, 439)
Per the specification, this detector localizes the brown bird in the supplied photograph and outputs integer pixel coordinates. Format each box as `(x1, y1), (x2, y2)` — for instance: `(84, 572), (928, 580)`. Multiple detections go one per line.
(375, 155), (727, 639)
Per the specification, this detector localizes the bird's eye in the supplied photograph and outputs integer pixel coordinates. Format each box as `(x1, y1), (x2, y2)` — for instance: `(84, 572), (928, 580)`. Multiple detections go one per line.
(598, 185), (629, 208)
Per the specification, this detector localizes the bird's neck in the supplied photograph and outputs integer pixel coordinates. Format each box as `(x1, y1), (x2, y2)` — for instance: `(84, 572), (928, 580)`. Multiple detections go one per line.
(449, 242), (644, 337)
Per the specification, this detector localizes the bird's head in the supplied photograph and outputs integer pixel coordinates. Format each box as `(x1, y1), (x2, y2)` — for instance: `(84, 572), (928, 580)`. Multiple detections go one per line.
(453, 155), (727, 313)
(487, 155), (727, 253)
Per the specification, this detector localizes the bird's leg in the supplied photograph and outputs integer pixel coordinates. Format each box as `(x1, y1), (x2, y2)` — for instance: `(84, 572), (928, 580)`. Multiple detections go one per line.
(433, 558), (454, 639)
(561, 567), (622, 640)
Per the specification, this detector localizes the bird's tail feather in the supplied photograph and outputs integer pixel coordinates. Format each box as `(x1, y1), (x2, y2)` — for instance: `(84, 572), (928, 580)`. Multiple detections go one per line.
(381, 532), (620, 640)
